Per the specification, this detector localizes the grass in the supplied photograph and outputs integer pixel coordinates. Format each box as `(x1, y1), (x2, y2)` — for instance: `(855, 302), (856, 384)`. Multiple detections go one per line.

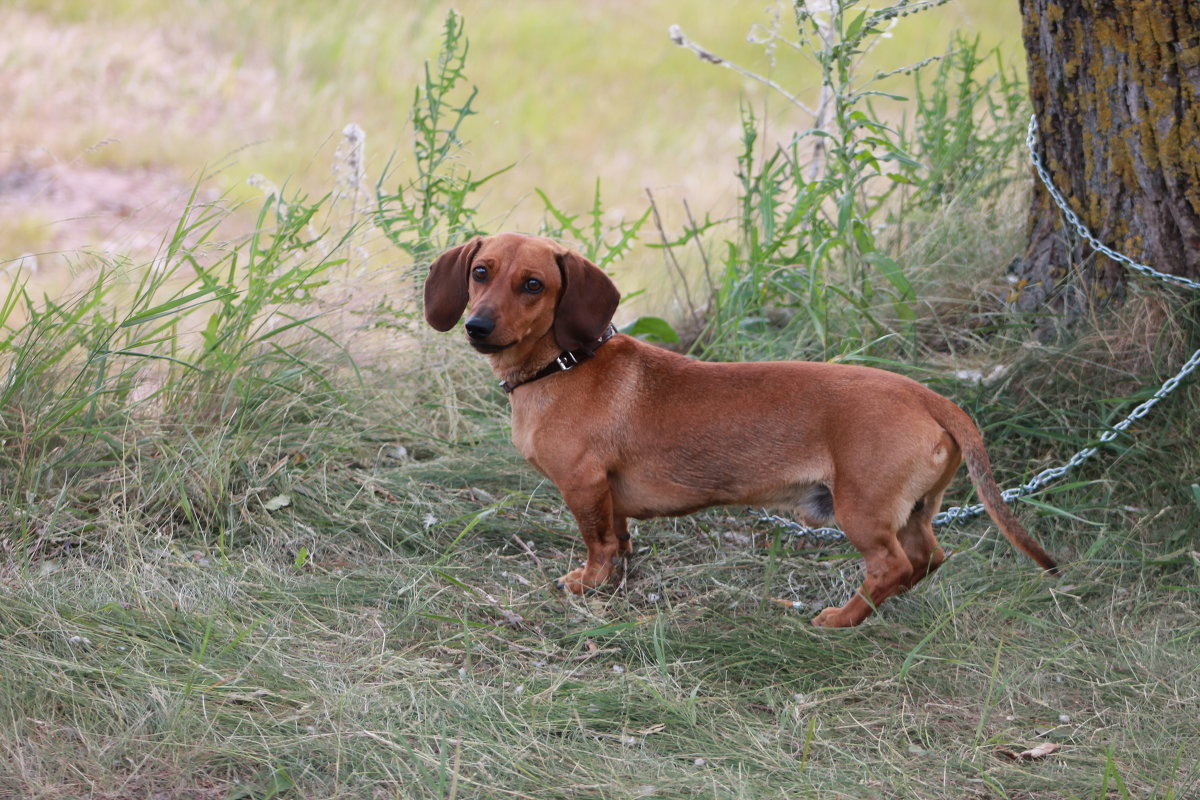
(2, 208), (1198, 795)
(3, 2), (1200, 798)
(3, 384), (1199, 798)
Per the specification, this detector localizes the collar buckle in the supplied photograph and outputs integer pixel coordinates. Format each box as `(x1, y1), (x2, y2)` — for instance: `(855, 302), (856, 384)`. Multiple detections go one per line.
(555, 352), (582, 371)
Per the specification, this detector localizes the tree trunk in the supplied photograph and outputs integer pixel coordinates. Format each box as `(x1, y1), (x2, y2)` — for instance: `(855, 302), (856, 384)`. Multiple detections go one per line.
(1011, 0), (1200, 325)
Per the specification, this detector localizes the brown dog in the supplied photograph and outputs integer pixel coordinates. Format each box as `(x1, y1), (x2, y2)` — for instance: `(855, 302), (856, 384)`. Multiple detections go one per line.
(424, 233), (1057, 627)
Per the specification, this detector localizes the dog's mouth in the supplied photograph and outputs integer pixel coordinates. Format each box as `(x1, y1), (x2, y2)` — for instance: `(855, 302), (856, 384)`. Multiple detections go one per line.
(469, 340), (515, 355)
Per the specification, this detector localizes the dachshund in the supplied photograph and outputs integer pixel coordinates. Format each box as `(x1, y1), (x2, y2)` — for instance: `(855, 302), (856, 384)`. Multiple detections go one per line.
(424, 233), (1056, 626)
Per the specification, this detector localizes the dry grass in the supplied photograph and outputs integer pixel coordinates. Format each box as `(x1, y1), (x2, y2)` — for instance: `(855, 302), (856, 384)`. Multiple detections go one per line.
(3, 369), (1198, 798)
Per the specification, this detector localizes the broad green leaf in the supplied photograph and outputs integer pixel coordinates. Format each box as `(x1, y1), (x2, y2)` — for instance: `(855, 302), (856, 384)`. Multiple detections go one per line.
(621, 315), (679, 343)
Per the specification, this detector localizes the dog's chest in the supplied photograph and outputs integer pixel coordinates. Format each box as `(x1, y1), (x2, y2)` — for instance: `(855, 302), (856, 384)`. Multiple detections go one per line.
(509, 399), (549, 472)
(510, 421), (538, 467)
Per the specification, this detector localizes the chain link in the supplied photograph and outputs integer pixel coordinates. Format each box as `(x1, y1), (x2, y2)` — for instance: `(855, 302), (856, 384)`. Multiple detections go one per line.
(762, 114), (1200, 539)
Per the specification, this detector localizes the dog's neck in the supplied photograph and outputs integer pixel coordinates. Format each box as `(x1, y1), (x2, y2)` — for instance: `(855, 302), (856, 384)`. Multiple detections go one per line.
(488, 326), (617, 394)
(487, 333), (563, 391)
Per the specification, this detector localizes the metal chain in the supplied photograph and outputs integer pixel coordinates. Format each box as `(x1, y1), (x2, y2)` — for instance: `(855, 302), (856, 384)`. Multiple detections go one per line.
(934, 342), (1200, 525)
(1024, 115), (1200, 293)
(762, 114), (1200, 538)
(756, 513), (847, 542)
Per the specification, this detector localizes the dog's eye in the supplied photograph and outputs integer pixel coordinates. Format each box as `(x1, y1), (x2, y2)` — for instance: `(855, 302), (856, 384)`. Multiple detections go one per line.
(523, 278), (544, 294)
(472, 265), (488, 282)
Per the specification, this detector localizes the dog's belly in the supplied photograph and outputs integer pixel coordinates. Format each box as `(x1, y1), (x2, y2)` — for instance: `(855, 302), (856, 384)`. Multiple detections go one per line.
(610, 467), (835, 524)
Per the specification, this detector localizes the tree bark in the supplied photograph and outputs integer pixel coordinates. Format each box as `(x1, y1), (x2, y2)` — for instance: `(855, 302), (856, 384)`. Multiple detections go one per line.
(1011, 0), (1200, 324)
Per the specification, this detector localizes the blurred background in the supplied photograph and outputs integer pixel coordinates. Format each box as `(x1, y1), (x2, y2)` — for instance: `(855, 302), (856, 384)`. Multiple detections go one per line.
(1, 0), (1021, 299)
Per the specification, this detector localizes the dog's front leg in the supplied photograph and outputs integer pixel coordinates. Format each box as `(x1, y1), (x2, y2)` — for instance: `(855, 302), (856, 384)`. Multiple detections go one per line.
(554, 476), (624, 595)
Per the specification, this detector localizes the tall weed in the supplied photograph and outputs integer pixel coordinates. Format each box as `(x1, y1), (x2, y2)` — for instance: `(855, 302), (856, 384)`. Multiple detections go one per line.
(670, 2), (1026, 361)
(0, 190), (351, 552)
(536, 180), (651, 271)
(374, 10), (511, 264)
(901, 32), (1028, 209)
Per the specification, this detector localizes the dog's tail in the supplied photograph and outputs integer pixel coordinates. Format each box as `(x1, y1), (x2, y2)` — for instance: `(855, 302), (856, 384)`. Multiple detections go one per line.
(926, 395), (1059, 574)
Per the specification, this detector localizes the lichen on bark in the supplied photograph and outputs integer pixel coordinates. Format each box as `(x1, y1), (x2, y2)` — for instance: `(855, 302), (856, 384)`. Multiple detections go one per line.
(1011, 0), (1200, 329)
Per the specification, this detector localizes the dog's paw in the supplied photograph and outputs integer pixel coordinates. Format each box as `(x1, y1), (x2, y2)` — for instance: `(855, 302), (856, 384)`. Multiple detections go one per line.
(555, 567), (593, 595)
(810, 606), (854, 628)
(555, 564), (616, 595)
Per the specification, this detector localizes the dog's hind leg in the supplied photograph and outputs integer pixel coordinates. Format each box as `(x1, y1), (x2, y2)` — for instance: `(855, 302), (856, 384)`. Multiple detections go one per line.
(897, 438), (958, 590)
(615, 515), (634, 557)
(896, 499), (946, 591)
(811, 500), (913, 627)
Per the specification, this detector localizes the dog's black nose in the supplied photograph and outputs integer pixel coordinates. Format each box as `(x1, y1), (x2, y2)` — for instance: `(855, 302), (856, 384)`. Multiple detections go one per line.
(464, 316), (495, 340)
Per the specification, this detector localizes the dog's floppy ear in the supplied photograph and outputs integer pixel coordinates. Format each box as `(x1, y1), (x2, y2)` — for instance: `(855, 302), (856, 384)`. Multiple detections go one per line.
(424, 237), (483, 331)
(553, 249), (620, 352)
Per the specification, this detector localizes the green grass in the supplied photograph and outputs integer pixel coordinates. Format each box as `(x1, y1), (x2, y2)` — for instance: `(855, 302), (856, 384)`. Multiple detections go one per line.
(1, 210), (1197, 795)
(3, 389), (1198, 798)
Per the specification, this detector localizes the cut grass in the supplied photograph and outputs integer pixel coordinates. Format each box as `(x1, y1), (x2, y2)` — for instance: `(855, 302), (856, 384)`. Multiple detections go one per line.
(1, 178), (1197, 796)
(2, 351), (1198, 798)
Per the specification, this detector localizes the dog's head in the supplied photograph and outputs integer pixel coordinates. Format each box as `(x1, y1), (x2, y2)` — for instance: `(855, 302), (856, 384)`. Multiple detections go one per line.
(423, 233), (619, 357)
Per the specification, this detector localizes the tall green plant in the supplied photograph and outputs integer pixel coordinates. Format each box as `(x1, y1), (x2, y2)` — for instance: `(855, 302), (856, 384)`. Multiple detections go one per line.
(705, 103), (827, 349)
(674, 1), (969, 358)
(374, 11), (511, 262)
(0, 190), (350, 540)
(902, 33), (1028, 208)
(799, 0), (931, 333)
(536, 180), (651, 271)
(536, 183), (681, 342)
